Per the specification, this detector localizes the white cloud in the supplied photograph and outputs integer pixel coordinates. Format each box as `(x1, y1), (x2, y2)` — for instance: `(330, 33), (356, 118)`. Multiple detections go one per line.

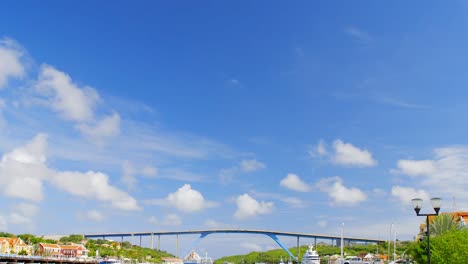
(146, 184), (217, 213)
(316, 177), (367, 206)
(0, 38), (25, 88)
(397, 160), (435, 177)
(86, 210), (105, 222)
(391, 186), (430, 205)
(280, 173), (311, 192)
(234, 193), (274, 219)
(77, 112), (121, 144)
(0, 134), (140, 210)
(396, 146), (468, 209)
(52, 170), (141, 211)
(332, 140), (377, 167)
(35, 64), (99, 122)
(0, 134), (50, 201)
(9, 202), (39, 226)
(240, 159), (265, 172)
(121, 161), (159, 189)
(309, 140), (327, 158)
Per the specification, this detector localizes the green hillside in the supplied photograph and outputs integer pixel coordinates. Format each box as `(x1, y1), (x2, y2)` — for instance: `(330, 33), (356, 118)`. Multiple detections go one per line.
(215, 242), (407, 264)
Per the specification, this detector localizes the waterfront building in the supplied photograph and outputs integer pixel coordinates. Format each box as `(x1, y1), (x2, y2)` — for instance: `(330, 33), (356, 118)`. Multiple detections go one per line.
(60, 244), (89, 258)
(38, 243), (62, 256)
(0, 237), (31, 254)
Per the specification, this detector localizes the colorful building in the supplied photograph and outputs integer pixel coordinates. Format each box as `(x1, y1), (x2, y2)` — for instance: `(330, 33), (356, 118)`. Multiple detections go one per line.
(0, 237), (32, 254)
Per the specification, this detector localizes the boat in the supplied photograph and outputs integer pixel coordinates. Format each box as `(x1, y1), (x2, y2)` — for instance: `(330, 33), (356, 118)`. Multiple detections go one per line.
(279, 257), (285, 264)
(184, 250), (213, 264)
(300, 245), (320, 264)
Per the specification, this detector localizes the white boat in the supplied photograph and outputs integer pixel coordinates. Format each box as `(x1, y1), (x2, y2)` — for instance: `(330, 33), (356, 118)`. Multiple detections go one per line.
(279, 257), (285, 264)
(301, 245), (320, 264)
(184, 250), (213, 264)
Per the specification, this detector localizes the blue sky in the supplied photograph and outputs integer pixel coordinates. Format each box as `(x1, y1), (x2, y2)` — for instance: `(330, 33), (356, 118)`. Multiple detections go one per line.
(1, 0), (468, 258)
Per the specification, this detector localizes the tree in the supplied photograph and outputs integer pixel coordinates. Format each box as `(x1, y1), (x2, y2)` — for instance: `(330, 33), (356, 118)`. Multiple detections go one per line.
(430, 214), (460, 236)
(408, 229), (468, 263)
(60, 234), (84, 244)
(18, 249), (28, 256)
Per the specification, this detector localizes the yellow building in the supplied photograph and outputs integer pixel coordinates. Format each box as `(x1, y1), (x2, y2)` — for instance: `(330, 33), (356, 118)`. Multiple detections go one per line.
(0, 237), (31, 254)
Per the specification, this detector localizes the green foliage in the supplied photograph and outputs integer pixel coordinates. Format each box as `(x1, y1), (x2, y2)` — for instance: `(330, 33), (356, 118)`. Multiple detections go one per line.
(407, 229), (468, 264)
(215, 243), (400, 264)
(60, 234), (85, 244)
(18, 249), (28, 255)
(85, 239), (173, 262)
(430, 214), (460, 236)
(18, 234), (46, 245)
(0, 232), (14, 237)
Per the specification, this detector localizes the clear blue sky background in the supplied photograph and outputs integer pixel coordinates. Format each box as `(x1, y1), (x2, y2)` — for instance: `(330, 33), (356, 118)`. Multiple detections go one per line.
(1, 0), (467, 258)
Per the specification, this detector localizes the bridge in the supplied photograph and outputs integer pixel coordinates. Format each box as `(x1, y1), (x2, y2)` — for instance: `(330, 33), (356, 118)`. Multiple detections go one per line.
(84, 229), (385, 260)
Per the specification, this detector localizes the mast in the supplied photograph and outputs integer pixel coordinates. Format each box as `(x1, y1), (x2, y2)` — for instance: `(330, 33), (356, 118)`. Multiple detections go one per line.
(340, 223), (344, 263)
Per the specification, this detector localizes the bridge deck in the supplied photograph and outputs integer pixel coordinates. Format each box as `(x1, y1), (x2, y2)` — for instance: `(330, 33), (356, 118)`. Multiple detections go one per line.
(84, 229), (385, 243)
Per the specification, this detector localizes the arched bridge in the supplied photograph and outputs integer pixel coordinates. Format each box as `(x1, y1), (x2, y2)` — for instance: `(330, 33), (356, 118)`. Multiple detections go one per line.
(84, 229), (385, 260)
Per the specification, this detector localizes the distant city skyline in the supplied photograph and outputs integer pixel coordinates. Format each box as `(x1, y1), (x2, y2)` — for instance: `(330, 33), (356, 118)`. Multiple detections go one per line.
(1, 0), (468, 259)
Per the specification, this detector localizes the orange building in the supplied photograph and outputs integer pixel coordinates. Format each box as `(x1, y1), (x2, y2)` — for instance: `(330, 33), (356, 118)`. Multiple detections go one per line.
(0, 237), (31, 254)
(417, 211), (468, 240)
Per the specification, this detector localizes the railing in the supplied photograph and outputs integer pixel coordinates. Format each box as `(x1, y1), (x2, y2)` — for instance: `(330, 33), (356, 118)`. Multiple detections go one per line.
(0, 253), (98, 262)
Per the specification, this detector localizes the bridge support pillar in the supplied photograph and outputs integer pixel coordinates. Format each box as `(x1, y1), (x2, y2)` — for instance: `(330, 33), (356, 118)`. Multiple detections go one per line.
(140, 235), (142, 247)
(151, 233), (154, 249)
(176, 234), (179, 257)
(297, 236), (300, 260)
(158, 235), (161, 251)
(266, 234), (296, 261)
(314, 237), (317, 248)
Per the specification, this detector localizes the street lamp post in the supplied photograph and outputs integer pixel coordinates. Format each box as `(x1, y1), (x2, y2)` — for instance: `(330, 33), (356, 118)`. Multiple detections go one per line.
(411, 197), (442, 264)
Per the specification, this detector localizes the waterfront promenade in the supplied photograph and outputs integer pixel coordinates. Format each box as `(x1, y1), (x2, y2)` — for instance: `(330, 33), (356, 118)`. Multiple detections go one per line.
(0, 254), (98, 264)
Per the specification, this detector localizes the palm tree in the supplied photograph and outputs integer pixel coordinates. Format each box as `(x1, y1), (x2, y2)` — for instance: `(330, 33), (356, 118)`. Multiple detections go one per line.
(430, 214), (460, 236)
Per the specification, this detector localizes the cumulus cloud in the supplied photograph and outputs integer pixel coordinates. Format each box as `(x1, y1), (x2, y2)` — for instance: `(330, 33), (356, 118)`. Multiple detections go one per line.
(35, 65), (99, 122)
(0, 38), (25, 88)
(310, 139), (377, 167)
(145, 184), (217, 213)
(280, 173), (311, 192)
(0, 134), (50, 201)
(0, 134), (140, 211)
(234, 193), (274, 219)
(332, 140), (377, 167)
(396, 146), (468, 209)
(316, 177), (367, 206)
(240, 159), (265, 172)
(52, 170), (141, 211)
(391, 186), (430, 205)
(397, 160), (436, 177)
